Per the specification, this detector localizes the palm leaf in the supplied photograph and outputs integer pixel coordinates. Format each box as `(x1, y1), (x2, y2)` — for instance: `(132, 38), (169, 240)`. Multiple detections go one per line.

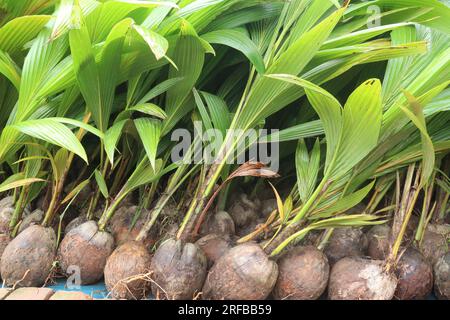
(134, 118), (162, 169)
(12, 119), (89, 163)
(201, 28), (265, 74)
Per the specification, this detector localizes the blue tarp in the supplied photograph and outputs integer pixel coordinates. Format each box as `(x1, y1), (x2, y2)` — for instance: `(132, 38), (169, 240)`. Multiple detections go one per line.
(48, 279), (108, 299)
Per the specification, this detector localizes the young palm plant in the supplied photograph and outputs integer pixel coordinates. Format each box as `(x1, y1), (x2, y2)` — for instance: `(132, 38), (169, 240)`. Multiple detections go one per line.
(176, 0), (437, 243)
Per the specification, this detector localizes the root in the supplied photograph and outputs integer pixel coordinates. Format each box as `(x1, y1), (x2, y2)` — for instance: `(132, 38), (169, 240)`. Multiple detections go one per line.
(12, 269), (30, 290)
(193, 291), (202, 300)
(107, 271), (168, 300)
(43, 262), (59, 287)
(108, 271), (204, 300)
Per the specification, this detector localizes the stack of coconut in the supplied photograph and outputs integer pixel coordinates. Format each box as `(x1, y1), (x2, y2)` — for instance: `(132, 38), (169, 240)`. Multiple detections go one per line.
(0, 193), (448, 300)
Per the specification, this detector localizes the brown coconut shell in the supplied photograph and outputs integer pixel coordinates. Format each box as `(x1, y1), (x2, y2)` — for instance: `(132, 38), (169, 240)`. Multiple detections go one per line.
(260, 198), (277, 219)
(303, 230), (322, 247)
(202, 242), (278, 300)
(394, 247), (433, 300)
(403, 215), (420, 240)
(18, 209), (60, 235)
(273, 246), (329, 300)
(366, 225), (391, 260)
(0, 196), (14, 208)
(58, 220), (114, 285)
(201, 211), (235, 238)
(324, 227), (368, 265)
(1, 225), (56, 287)
(0, 233), (10, 254)
(0, 233), (11, 274)
(434, 252), (450, 300)
(427, 223), (450, 236)
(420, 228), (448, 265)
(228, 193), (260, 228)
(328, 257), (397, 300)
(158, 223), (179, 243)
(0, 203), (13, 234)
(109, 206), (156, 250)
(18, 209), (44, 234)
(195, 234), (232, 268)
(151, 239), (207, 300)
(65, 216), (87, 234)
(104, 241), (152, 300)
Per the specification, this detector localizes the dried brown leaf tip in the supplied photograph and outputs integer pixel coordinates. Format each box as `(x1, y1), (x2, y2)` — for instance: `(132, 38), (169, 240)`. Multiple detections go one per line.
(228, 162), (280, 180)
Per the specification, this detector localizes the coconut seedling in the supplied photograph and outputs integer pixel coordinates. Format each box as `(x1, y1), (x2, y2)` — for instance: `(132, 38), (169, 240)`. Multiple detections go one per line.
(0, 0), (180, 284)
(382, 163), (436, 300)
(102, 20), (210, 299)
(0, 124), (97, 287)
(329, 83), (447, 300)
(265, 79), (391, 299)
(192, 0), (448, 300)
(0, 2), (109, 286)
(177, 0), (433, 245)
(203, 74), (390, 300)
(52, 0), (192, 286)
(325, 17), (450, 298)
(102, 0), (270, 298)
(0, 73), (107, 287)
(107, 0), (295, 299)
(412, 159), (450, 266)
(224, 24), (450, 297)
(53, 11), (142, 278)
(0, 5), (75, 282)
(227, 13), (450, 256)
(0, 164), (44, 279)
